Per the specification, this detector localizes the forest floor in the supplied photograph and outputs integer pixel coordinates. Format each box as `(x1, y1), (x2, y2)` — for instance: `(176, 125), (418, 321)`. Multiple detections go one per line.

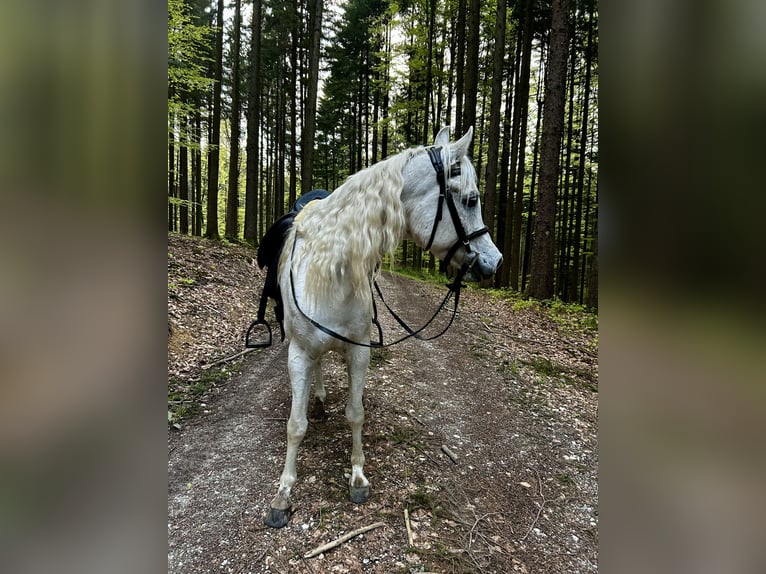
(167, 232), (598, 574)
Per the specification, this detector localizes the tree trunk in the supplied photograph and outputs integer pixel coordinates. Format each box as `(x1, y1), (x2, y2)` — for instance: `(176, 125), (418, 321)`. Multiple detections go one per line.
(381, 18), (391, 157)
(205, 0), (225, 239)
(264, 121), (273, 231)
(528, 0), (569, 300)
(193, 107), (203, 236)
(556, 31), (577, 298)
(168, 107), (176, 232)
(585, 183), (598, 309)
(289, 1), (298, 206)
(482, 0), (506, 242)
(244, 0), (262, 244)
(372, 64), (380, 164)
(363, 48), (370, 167)
(521, 44), (545, 291)
(499, 29), (524, 287)
(225, 0), (242, 241)
(446, 9), (456, 129)
(275, 69), (286, 220)
(301, 0), (324, 192)
(568, 5), (594, 302)
(510, 0), (534, 291)
(454, 0), (466, 135)
(179, 113), (190, 234)
(462, 0), (480, 141)
(494, 49), (515, 288)
(423, 0), (436, 142)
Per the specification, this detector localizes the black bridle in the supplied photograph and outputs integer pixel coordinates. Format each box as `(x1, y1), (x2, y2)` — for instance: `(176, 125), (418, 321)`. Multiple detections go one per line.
(253, 147), (491, 349)
(423, 146), (490, 269)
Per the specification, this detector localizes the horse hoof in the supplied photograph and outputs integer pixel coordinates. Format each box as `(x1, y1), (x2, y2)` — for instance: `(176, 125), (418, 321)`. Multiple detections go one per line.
(264, 506), (292, 528)
(349, 485), (370, 504)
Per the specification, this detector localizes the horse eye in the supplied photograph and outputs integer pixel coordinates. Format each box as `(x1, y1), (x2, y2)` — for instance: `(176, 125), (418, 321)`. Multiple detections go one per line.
(462, 194), (479, 208)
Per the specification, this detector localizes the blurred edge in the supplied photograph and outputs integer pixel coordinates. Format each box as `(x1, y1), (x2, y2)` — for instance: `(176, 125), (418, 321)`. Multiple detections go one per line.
(0, 1), (166, 574)
(602, 0), (765, 573)
(0, 0), (765, 573)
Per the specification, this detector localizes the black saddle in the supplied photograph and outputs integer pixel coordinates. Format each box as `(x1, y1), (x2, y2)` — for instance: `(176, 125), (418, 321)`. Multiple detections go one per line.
(246, 189), (330, 348)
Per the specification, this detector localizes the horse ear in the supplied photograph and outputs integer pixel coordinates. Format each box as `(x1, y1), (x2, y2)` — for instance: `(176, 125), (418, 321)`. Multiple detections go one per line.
(452, 126), (474, 160)
(433, 126), (451, 147)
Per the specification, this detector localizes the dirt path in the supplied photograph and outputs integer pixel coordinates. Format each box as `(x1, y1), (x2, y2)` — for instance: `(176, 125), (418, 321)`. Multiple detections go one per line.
(168, 237), (598, 573)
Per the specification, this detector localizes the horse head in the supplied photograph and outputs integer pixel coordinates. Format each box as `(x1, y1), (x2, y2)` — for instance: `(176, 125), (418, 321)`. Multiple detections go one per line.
(402, 126), (503, 281)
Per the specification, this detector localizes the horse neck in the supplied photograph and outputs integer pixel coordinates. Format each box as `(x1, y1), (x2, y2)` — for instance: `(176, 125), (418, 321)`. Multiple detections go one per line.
(292, 151), (412, 303)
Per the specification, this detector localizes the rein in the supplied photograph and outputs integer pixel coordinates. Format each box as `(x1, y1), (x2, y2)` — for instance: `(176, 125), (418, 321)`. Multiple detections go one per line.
(288, 233), (470, 348)
(259, 146), (485, 349)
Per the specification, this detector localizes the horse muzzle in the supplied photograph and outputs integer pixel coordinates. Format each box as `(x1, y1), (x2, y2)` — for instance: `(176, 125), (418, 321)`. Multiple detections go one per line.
(462, 252), (503, 282)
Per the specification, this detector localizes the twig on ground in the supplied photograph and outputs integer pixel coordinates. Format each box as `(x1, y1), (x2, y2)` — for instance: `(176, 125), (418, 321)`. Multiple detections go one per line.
(441, 444), (458, 464)
(201, 347), (257, 370)
(303, 521), (386, 559)
(520, 469), (547, 541)
(404, 508), (414, 546)
(411, 442), (442, 467)
(468, 511), (508, 552)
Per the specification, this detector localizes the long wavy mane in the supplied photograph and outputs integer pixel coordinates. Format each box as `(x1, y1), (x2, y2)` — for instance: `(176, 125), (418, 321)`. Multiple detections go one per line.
(281, 150), (415, 304)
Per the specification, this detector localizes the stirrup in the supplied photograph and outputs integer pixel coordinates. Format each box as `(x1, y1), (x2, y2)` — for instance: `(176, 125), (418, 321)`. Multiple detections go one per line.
(245, 320), (272, 348)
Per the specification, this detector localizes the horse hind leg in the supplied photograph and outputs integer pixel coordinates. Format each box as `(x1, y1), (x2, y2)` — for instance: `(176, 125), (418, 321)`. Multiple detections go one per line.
(264, 344), (313, 528)
(310, 358), (327, 421)
(345, 345), (371, 504)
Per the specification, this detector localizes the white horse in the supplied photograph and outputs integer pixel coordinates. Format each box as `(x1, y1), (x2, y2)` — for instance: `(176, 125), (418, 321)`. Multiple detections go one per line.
(264, 126), (502, 528)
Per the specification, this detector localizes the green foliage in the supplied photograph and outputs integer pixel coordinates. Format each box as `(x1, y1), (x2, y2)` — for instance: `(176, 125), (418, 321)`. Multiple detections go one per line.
(542, 297), (599, 334)
(168, 367), (230, 428)
(485, 287), (597, 335)
(389, 265), (445, 287)
(168, 0), (213, 140)
(168, 197), (199, 210)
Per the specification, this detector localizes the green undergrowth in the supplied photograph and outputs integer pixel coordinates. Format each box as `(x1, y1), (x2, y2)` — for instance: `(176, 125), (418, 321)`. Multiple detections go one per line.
(484, 287), (598, 335)
(168, 366), (236, 429)
(387, 266), (598, 338)
(386, 264), (449, 287)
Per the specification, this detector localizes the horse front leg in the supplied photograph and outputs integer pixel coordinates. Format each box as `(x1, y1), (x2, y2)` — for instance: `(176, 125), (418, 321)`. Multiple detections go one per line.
(345, 345), (371, 504)
(264, 344), (313, 528)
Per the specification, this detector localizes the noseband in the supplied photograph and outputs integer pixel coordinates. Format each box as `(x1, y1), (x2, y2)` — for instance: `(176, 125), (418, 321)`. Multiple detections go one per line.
(423, 147), (490, 270)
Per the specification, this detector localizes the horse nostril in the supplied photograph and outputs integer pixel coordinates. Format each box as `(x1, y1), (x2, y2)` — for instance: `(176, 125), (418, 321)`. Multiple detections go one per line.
(495, 256), (503, 271)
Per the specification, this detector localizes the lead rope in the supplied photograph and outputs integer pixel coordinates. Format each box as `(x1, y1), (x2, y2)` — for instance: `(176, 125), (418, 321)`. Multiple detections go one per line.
(288, 237), (468, 349)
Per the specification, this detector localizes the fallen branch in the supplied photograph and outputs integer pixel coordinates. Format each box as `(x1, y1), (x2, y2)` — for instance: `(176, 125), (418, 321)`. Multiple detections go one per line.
(404, 508), (414, 546)
(468, 511), (508, 551)
(303, 521), (385, 559)
(410, 414), (426, 426)
(441, 444), (458, 464)
(520, 470), (547, 541)
(411, 442), (442, 467)
(201, 347), (257, 370)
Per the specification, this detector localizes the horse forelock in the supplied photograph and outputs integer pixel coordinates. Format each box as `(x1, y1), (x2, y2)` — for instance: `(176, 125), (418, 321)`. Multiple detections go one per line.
(286, 151), (411, 304)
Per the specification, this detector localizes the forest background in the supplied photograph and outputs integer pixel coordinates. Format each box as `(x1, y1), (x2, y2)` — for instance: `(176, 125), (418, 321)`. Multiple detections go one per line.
(168, 0), (598, 305)
(2, 1), (764, 573)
